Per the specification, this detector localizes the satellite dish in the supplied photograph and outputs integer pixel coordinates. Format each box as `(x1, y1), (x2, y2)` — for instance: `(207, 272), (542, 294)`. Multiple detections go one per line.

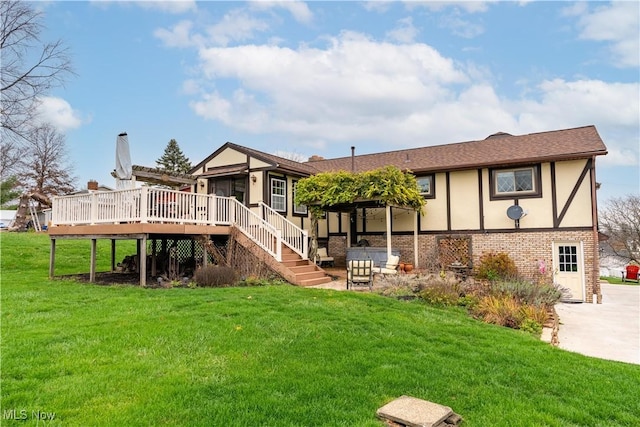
(506, 205), (524, 220)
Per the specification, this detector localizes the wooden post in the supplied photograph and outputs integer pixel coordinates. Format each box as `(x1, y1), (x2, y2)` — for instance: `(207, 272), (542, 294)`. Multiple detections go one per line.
(414, 211), (419, 268)
(386, 204), (392, 261)
(136, 239), (141, 273)
(90, 239), (97, 282)
(140, 235), (147, 287)
(111, 239), (116, 272)
(49, 238), (56, 279)
(151, 238), (157, 277)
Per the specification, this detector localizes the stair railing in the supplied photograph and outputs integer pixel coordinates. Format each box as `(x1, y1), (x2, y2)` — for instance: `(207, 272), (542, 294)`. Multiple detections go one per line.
(258, 201), (308, 259)
(230, 198), (282, 262)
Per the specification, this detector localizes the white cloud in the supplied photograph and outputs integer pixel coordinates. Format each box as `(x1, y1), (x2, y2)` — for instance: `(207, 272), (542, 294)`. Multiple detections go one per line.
(154, 20), (199, 48)
(136, 0), (196, 14)
(408, 1), (494, 14)
(514, 78), (639, 166)
(362, 1), (394, 13)
(36, 97), (85, 132)
(155, 9), (270, 48)
(386, 17), (419, 43)
(439, 12), (484, 38)
(184, 29), (636, 167)
(249, 0), (313, 24)
(91, 0), (197, 14)
(205, 9), (270, 46)
(575, 1), (640, 68)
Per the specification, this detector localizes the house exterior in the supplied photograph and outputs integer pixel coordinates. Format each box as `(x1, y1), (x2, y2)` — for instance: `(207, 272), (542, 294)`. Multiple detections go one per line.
(190, 126), (607, 302)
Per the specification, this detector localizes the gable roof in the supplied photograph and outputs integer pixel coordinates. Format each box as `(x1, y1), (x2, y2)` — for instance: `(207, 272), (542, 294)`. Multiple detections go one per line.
(307, 125), (607, 174)
(191, 142), (317, 177)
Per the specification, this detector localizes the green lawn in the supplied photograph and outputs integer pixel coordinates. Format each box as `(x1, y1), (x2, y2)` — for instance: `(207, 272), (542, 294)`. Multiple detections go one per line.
(2, 233), (639, 426)
(601, 276), (638, 285)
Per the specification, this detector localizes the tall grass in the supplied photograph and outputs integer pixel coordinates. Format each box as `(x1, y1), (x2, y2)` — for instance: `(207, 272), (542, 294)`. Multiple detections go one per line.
(1, 233), (639, 426)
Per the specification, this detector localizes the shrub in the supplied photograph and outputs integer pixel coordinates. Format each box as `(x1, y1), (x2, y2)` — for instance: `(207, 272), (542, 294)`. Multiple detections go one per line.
(519, 318), (543, 336)
(472, 295), (524, 329)
(471, 295), (550, 334)
(194, 265), (238, 287)
(492, 279), (563, 308)
(419, 280), (461, 307)
(475, 251), (518, 281)
(377, 274), (424, 298)
(519, 304), (549, 327)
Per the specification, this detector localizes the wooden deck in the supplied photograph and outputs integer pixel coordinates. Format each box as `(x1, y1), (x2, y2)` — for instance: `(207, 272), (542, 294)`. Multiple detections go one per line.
(48, 223), (232, 238)
(48, 188), (330, 287)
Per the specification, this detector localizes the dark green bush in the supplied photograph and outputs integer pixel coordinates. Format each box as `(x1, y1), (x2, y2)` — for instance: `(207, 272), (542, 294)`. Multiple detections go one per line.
(194, 265), (238, 287)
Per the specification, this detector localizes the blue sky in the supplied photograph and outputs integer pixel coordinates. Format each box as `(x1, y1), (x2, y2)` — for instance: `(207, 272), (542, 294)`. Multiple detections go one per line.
(37, 1), (639, 203)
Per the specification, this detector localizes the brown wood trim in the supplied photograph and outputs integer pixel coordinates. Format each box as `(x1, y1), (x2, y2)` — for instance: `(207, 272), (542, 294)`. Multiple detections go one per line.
(338, 225), (594, 237)
(446, 172), (451, 231)
(478, 169), (484, 231)
(590, 155), (601, 300)
(551, 162), (559, 228)
(556, 158), (592, 227)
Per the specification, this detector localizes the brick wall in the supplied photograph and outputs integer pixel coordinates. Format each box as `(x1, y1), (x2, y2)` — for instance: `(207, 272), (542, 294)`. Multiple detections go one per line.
(327, 229), (598, 302)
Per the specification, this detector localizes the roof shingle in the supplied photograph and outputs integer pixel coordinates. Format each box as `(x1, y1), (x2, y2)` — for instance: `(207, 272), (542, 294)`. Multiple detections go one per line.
(307, 125), (607, 173)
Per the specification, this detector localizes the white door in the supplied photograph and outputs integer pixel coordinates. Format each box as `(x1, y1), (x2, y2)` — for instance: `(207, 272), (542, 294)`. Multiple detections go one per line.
(552, 242), (585, 302)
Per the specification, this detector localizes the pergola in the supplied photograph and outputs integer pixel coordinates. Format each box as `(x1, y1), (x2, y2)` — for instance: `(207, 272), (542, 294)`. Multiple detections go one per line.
(110, 165), (197, 188)
(313, 198), (420, 267)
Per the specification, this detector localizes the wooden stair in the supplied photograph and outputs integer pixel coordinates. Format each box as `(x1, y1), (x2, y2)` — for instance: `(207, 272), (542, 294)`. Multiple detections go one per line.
(279, 246), (333, 286)
(229, 230), (332, 286)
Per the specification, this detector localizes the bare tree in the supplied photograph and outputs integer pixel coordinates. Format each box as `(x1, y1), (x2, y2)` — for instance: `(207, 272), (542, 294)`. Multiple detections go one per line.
(273, 150), (308, 162)
(599, 195), (640, 264)
(20, 123), (76, 199)
(0, 0), (73, 151)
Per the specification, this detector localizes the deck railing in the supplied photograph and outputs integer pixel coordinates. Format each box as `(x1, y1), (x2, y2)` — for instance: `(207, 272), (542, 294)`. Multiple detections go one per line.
(259, 201), (308, 260)
(51, 187), (283, 261)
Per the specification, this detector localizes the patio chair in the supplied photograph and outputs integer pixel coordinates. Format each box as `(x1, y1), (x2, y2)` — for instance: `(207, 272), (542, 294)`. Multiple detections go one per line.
(347, 259), (374, 290)
(315, 247), (334, 267)
(374, 254), (400, 275)
(623, 265), (639, 282)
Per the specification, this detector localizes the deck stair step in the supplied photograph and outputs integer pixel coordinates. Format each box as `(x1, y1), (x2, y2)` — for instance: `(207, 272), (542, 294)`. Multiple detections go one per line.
(276, 244), (331, 286)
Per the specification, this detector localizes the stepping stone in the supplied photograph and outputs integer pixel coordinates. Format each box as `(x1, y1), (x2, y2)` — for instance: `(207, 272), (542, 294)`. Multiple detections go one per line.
(376, 395), (462, 427)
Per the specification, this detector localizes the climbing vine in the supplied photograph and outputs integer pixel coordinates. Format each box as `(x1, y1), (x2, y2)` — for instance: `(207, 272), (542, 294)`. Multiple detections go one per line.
(294, 166), (426, 213)
(295, 166), (426, 261)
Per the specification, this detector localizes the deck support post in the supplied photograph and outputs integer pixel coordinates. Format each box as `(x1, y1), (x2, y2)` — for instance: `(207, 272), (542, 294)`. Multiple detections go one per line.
(151, 238), (157, 277)
(139, 235), (147, 287)
(202, 236), (209, 267)
(90, 238), (97, 282)
(111, 239), (116, 272)
(49, 238), (56, 279)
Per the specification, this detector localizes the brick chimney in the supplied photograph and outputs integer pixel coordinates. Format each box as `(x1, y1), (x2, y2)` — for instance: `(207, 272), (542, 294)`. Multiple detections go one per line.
(308, 155), (325, 162)
(87, 180), (99, 191)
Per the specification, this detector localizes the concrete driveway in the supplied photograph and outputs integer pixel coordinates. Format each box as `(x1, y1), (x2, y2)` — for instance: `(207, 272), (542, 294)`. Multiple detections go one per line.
(554, 283), (639, 364)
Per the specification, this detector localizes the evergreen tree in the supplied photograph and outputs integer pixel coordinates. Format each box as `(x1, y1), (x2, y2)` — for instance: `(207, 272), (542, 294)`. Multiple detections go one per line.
(156, 139), (192, 173)
(1, 176), (21, 208)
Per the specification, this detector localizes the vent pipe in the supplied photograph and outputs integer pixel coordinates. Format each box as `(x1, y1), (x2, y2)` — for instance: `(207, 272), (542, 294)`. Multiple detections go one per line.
(351, 146), (355, 172)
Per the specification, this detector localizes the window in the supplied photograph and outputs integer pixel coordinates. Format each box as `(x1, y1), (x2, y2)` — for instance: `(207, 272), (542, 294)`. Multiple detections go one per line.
(416, 175), (434, 198)
(293, 181), (307, 215)
(558, 245), (578, 272)
(271, 177), (286, 212)
(490, 165), (541, 199)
